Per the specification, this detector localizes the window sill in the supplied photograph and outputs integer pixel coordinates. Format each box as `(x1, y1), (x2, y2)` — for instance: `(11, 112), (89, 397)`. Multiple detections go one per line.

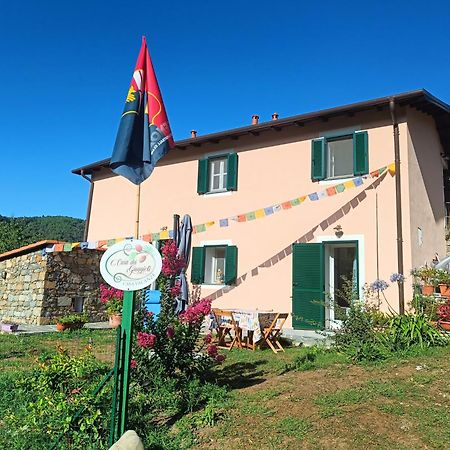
(201, 284), (226, 289)
(318, 176), (355, 186)
(203, 191), (233, 198)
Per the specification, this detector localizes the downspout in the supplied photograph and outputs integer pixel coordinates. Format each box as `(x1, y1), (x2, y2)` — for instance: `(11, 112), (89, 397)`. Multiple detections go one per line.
(80, 170), (94, 242)
(389, 98), (405, 315)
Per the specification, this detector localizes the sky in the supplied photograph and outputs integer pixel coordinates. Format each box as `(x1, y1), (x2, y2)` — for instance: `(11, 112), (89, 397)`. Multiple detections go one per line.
(1, 0), (449, 219)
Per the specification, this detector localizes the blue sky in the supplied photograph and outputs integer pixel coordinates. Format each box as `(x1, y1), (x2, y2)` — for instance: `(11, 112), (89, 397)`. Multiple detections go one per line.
(1, 0), (449, 219)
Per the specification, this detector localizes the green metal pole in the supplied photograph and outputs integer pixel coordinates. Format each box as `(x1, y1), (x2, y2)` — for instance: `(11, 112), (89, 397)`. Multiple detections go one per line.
(119, 290), (135, 436)
(109, 325), (122, 446)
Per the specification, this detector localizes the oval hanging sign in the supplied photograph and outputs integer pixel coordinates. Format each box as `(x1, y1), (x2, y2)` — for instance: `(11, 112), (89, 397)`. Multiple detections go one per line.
(100, 239), (162, 291)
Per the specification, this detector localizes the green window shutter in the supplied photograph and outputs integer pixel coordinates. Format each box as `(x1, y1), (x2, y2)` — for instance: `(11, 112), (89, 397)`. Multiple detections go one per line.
(353, 131), (369, 176)
(197, 159), (209, 194)
(224, 245), (238, 285)
(292, 243), (325, 330)
(226, 153), (239, 191)
(311, 138), (326, 181)
(190, 247), (205, 284)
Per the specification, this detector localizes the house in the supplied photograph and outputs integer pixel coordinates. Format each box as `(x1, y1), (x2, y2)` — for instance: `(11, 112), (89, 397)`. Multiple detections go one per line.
(72, 89), (450, 331)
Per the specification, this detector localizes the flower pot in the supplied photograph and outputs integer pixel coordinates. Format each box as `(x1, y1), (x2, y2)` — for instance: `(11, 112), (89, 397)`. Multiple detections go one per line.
(1, 323), (18, 333)
(56, 322), (67, 332)
(438, 321), (450, 331)
(421, 285), (435, 296)
(439, 284), (450, 297)
(109, 314), (122, 328)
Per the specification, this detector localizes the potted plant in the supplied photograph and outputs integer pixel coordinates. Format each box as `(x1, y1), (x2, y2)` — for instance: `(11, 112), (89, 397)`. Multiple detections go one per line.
(437, 269), (450, 297)
(437, 300), (450, 331)
(1, 322), (19, 333)
(412, 266), (440, 295)
(100, 284), (124, 328)
(56, 313), (88, 331)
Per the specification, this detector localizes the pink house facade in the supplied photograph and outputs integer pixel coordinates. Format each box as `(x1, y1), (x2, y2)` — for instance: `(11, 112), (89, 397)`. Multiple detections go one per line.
(73, 90), (450, 331)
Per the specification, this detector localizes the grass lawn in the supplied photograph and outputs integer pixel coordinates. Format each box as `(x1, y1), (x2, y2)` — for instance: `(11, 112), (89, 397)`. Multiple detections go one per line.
(1, 330), (449, 449)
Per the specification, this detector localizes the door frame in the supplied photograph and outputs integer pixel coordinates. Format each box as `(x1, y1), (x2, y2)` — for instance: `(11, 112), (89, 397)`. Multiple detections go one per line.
(316, 235), (365, 329)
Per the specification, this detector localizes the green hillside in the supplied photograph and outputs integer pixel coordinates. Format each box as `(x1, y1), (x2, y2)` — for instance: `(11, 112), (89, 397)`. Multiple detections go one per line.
(0, 215), (85, 254)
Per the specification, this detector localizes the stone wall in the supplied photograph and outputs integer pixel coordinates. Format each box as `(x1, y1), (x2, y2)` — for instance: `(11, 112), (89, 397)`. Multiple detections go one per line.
(41, 249), (106, 324)
(0, 248), (106, 325)
(0, 250), (47, 324)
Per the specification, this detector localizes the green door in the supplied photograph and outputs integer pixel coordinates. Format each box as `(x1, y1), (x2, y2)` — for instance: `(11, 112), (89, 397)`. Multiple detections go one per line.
(292, 243), (325, 330)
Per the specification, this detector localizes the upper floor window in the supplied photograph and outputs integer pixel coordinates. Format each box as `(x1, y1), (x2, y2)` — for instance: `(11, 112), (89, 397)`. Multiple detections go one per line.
(311, 131), (369, 181)
(209, 157), (228, 193)
(197, 153), (238, 194)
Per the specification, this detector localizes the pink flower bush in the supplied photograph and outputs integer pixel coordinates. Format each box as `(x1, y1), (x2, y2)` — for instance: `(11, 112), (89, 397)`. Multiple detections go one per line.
(170, 282), (182, 298)
(137, 332), (156, 348)
(179, 298), (212, 325)
(161, 240), (186, 276)
(100, 284), (123, 303)
(130, 359), (137, 369)
(203, 333), (212, 344)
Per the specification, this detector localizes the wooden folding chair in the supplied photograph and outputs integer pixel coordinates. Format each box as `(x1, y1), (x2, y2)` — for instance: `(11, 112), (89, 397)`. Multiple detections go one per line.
(212, 308), (242, 350)
(262, 313), (289, 354)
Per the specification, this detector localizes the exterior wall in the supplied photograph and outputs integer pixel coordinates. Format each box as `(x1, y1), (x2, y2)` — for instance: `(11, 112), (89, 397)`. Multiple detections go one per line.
(0, 248), (106, 325)
(0, 250), (47, 324)
(406, 109), (446, 269)
(40, 249), (106, 324)
(85, 107), (441, 326)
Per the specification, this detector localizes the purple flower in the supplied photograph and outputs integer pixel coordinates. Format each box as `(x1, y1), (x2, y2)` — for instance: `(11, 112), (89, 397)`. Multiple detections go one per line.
(370, 279), (389, 291)
(390, 273), (406, 283)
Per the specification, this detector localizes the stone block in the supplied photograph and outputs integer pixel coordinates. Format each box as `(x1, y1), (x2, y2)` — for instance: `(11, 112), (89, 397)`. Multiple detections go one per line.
(57, 296), (72, 307)
(45, 281), (56, 289)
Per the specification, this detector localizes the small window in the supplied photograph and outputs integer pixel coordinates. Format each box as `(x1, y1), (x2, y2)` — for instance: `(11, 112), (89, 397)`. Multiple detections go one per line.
(326, 135), (353, 179)
(311, 131), (368, 181)
(197, 153), (238, 194)
(204, 246), (226, 284)
(191, 245), (238, 285)
(209, 157), (228, 193)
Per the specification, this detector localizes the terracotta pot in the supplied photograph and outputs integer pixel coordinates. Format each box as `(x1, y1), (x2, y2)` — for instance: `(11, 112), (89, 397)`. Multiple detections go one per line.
(439, 284), (450, 297)
(438, 321), (450, 331)
(56, 322), (67, 332)
(109, 314), (122, 328)
(421, 285), (435, 296)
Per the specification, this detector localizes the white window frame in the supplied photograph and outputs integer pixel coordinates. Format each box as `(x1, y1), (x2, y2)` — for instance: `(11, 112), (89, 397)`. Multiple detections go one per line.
(326, 135), (354, 180)
(200, 239), (232, 288)
(208, 156), (228, 193)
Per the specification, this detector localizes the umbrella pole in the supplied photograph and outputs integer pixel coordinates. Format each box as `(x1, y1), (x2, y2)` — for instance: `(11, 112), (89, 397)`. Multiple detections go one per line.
(135, 184), (141, 238)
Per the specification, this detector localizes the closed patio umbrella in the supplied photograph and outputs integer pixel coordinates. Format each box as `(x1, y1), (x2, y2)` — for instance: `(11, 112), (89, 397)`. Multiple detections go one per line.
(175, 214), (192, 314)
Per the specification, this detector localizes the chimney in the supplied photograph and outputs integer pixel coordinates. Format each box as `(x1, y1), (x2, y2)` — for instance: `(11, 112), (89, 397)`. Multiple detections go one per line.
(190, 130), (197, 138)
(251, 115), (259, 125)
(272, 112), (279, 121)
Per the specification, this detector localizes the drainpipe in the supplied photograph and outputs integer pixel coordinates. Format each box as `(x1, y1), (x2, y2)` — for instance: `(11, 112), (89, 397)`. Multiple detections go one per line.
(389, 98), (405, 315)
(80, 170), (94, 242)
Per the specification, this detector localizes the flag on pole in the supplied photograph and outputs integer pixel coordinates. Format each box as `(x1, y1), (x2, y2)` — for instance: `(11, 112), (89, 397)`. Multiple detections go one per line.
(110, 37), (174, 185)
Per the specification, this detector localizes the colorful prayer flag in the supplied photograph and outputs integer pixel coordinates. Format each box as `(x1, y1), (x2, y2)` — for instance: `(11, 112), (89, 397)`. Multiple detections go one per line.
(335, 184), (345, 193)
(317, 191), (327, 200)
(388, 163), (396, 175)
(110, 37), (174, 185)
(264, 207), (274, 215)
(237, 215), (246, 222)
(308, 192), (319, 201)
(246, 211), (256, 221)
(160, 230), (170, 239)
(281, 201), (292, 210)
(326, 186), (337, 196)
(290, 198), (300, 206)
(219, 218), (229, 227)
(344, 180), (355, 189)
(354, 177), (363, 186)
(63, 243), (72, 251)
(255, 209), (265, 218)
(54, 243), (64, 252)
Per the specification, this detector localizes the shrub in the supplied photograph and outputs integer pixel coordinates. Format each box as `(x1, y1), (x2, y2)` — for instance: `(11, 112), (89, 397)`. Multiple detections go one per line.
(3, 348), (111, 449)
(382, 314), (448, 350)
(56, 313), (88, 326)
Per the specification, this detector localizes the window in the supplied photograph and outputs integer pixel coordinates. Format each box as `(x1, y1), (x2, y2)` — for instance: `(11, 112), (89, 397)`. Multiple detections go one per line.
(326, 135), (353, 178)
(209, 157), (228, 193)
(191, 245), (238, 285)
(311, 131), (368, 181)
(197, 153), (238, 194)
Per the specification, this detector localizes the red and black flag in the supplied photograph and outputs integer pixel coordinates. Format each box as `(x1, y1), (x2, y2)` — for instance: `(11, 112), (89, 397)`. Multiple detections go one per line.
(110, 37), (174, 185)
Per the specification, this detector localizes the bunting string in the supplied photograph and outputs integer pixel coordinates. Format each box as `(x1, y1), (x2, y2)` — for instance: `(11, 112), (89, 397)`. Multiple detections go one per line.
(43, 163), (395, 253)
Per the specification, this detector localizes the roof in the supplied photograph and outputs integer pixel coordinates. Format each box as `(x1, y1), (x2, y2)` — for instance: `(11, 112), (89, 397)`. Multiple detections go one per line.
(72, 89), (450, 176)
(0, 240), (61, 262)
